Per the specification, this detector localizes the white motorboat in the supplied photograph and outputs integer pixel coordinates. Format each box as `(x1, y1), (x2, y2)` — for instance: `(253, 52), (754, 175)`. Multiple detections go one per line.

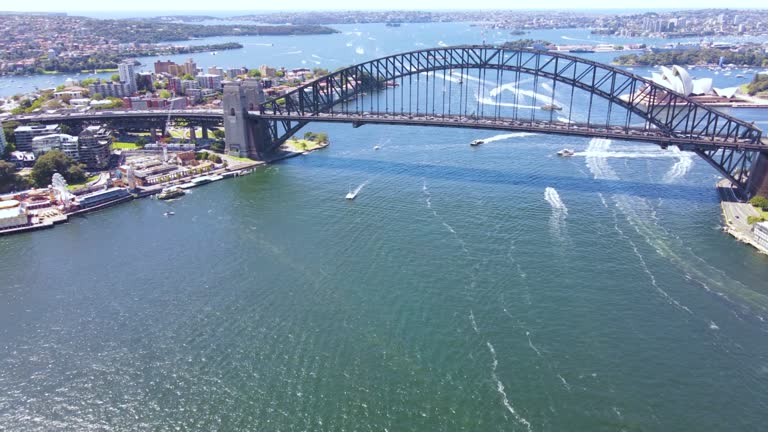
(470, 139), (484, 146)
(557, 149), (575, 156)
(345, 185), (357, 200)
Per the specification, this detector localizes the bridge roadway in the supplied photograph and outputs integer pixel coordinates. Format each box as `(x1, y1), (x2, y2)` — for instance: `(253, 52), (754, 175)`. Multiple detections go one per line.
(8, 109), (225, 123)
(255, 111), (768, 152)
(8, 109), (767, 151)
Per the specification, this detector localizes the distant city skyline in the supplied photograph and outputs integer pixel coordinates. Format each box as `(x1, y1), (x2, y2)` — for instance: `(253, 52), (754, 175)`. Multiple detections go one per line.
(2, 2), (768, 13)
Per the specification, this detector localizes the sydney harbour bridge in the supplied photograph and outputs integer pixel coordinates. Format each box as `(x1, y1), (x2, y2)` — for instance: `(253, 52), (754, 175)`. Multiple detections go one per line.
(8, 45), (768, 196)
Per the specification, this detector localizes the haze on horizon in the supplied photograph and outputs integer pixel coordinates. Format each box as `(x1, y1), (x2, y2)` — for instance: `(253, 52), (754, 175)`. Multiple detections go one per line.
(3, 1), (768, 13)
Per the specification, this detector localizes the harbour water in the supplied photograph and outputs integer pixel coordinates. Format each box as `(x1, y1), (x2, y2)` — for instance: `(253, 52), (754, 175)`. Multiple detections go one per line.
(2, 21), (768, 431)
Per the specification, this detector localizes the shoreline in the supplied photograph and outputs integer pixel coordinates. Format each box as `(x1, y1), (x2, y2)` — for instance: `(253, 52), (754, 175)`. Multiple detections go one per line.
(0, 157), (267, 237)
(717, 178), (768, 256)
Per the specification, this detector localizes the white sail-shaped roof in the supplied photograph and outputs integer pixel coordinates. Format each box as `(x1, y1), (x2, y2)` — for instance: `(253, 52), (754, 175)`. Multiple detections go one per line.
(650, 65), (714, 96)
(713, 87), (740, 98)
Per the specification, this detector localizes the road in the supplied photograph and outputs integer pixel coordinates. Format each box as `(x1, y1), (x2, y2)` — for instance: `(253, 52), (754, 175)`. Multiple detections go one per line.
(717, 179), (760, 237)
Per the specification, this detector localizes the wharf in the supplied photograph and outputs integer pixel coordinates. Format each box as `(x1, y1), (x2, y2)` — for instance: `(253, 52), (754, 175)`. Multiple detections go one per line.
(0, 195), (134, 237)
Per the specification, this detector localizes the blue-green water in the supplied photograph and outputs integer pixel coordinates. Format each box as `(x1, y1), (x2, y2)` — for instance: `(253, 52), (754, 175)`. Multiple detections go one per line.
(2, 22), (768, 431)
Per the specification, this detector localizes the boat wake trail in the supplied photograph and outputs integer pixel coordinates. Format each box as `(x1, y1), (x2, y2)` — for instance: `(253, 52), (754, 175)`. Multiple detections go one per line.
(526, 331), (543, 357)
(663, 148), (694, 183)
(545, 187), (568, 239)
(351, 180), (369, 196)
(469, 310), (480, 334)
(422, 180), (469, 254)
(585, 138), (695, 315)
(487, 342), (534, 431)
(476, 96), (537, 109)
(585, 138), (768, 318)
(544, 187), (568, 214)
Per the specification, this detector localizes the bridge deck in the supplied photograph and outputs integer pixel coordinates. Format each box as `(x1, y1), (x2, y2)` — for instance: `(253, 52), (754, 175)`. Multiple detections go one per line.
(256, 112), (767, 152)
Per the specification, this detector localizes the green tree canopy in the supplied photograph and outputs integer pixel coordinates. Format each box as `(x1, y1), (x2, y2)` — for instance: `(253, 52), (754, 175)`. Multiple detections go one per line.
(111, 73), (121, 82)
(158, 89), (172, 99)
(181, 73), (195, 81)
(80, 78), (97, 87)
(31, 150), (87, 187)
(247, 69), (261, 78)
(0, 160), (29, 193)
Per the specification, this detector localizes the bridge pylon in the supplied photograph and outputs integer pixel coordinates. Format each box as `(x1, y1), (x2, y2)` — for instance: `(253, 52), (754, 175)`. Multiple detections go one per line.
(223, 81), (270, 159)
(747, 152), (768, 198)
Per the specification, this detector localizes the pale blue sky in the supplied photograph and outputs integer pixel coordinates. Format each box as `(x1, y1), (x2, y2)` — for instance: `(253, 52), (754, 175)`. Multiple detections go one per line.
(2, 2), (767, 13)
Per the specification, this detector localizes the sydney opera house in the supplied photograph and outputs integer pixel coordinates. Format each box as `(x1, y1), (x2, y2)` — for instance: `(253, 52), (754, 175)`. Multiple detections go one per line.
(649, 65), (740, 98)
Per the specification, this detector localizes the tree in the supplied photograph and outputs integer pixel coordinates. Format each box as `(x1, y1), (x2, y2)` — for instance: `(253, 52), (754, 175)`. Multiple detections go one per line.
(80, 78), (97, 87)
(0, 161), (24, 193)
(749, 195), (768, 211)
(111, 73), (121, 82)
(92, 92), (104, 101)
(30, 150), (86, 187)
(181, 73), (195, 81)
(159, 90), (172, 99)
(211, 129), (225, 139)
(247, 69), (261, 78)
(275, 70), (285, 78)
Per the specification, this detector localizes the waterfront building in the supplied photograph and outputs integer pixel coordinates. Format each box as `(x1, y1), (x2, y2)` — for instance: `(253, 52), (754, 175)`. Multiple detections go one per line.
(8, 151), (35, 168)
(14, 124), (61, 152)
(650, 65), (713, 96)
(208, 66), (224, 77)
(181, 58), (197, 77)
(31, 134), (78, 157)
(196, 74), (222, 90)
(260, 65), (276, 78)
(88, 81), (131, 98)
(167, 77), (182, 95)
(76, 187), (130, 208)
(154, 60), (175, 75)
(754, 222), (768, 250)
(227, 67), (245, 79)
(77, 126), (112, 170)
(181, 79), (200, 93)
(118, 61), (137, 93)
(0, 200), (29, 230)
(136, 72), (154, 92)
(53, 89), (85, 100)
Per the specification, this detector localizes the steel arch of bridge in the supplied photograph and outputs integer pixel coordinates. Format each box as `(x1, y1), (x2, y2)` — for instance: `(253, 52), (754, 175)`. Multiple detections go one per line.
(260, 45), (765, 190)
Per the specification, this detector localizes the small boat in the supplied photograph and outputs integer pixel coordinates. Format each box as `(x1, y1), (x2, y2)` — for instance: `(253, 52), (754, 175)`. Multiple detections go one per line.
(373, 145), (381, 150)
(345, 185), (357, 200)
(158, 186), (185, 200)
(163, 211), (175, 216)
(557, 149), (575, 156)
(470, 139), (484, 146)
(541, 104), (563, 111)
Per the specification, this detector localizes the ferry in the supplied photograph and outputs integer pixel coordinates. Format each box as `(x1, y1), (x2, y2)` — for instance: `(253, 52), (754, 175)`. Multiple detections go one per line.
(157, 186), (185, 200)
(470, 139), (484, 146)
(541, 104), (563, 111)
(557, 149), (575, 157)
